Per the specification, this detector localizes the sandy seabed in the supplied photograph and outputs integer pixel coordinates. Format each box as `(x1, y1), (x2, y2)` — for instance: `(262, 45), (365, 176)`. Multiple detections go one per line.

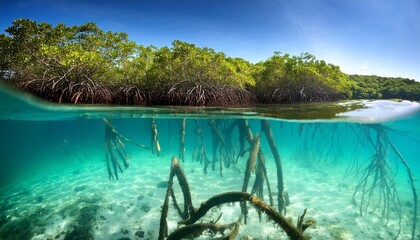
(0, 151), (415, 240)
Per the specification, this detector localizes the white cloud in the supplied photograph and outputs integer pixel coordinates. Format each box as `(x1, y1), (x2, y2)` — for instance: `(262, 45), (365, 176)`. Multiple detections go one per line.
(360, 62), (370, 70)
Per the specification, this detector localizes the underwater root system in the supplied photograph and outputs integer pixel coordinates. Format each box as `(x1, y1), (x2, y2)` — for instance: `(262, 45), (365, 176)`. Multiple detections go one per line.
(104, 118), (130, 180)
(208, 119), (234, 176)
(191, 120), (210, 173)
(150, 118), (161, 156)
(159, 157), (313, 240)
(166, 221), (240, 240)
(261, 119), (286, 214)
(103, 118), (148, 180)
(179, 118), (186, 162)
(351, 124), (418, 240)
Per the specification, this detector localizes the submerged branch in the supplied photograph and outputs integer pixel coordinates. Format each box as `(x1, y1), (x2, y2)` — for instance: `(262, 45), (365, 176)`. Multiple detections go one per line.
(179, 118), (186, 162)
(103, 118), (147, 180)
(159, 156), (312, 240)
(166, 221), (239, 240)
(180, 191), (307, 240)
(261, 119), (286, 213)
(352, 125), (402, 239)
(386, 137), (417, 240)
(151, 118), (161, 156)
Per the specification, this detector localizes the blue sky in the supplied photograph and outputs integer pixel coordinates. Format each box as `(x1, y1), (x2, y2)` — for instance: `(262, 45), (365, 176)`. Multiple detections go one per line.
(1, 0), (419, 81)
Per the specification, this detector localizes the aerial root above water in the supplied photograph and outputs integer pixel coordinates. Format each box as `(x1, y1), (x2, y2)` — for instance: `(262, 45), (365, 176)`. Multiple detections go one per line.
(18, 74), (114, 104)
(113, 85), (147, 105)
(165, 81), (256, 106)
(159, 157), (313, 240)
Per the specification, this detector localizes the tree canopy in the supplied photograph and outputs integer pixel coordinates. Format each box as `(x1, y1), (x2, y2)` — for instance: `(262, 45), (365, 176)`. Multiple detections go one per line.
(0, 19), (418, 105)
(349, 75), (420, 101)
(253, 52), (353, 103)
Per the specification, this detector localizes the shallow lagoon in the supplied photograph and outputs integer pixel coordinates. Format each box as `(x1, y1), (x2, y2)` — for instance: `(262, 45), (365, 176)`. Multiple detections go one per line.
(0, 85), (419, 239)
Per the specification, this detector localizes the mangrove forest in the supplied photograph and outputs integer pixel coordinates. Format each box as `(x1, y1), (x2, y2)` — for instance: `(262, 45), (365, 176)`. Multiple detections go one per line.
(1, 19), (419, 106)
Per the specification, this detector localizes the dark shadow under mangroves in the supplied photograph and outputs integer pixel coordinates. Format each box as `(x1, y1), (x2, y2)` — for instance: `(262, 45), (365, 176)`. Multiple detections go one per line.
(2, 82), (419, 122)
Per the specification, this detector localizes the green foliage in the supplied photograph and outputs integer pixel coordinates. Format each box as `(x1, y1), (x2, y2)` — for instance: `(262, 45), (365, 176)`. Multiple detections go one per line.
(0, 34), (13, 78)
(0, 18), (254, 88)
(144, 40), (255, 90)
(1, 18), (418, 105)
(121, 45), (157, 85)
(253, 52), (352, 103)
(1, 18), (136, 84)
(349, 75), (420, 101)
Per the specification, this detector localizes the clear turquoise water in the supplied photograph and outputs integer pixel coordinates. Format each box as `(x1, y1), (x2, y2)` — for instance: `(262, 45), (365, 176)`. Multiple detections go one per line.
(0, 84), (419, 239)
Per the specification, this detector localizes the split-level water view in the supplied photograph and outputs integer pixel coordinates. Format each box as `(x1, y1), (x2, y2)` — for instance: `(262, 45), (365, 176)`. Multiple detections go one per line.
(0, 86), (419, 240)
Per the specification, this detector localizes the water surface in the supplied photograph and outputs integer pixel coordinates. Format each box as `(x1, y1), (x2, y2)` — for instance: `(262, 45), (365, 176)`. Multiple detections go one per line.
(0, 85), (419, 239)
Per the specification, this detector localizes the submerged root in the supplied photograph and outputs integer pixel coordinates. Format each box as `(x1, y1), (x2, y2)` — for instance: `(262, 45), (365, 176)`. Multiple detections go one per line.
(251, 150), (275, 221)
(159, 157), (195, 240)
(209, 119), (233, 176)
(151, 118), (161, 156)
(226, 120), (246, 164)
(242, 134), (260, 193)
(387, 140), (417, 240)
(180, 192), (307, 240)
(103, 118), (147, 180)
(261, 119), (286, 214)
(240, 119), (275, 220)
(352, 125), (403, 239)
(297, 208), (316, 232)
(159, 157), (312, 240)
(241, 134), (260, 223)
(166, 221), (240, 240)
(191, 120), (210, 173)
(179, 118), (186, 162)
